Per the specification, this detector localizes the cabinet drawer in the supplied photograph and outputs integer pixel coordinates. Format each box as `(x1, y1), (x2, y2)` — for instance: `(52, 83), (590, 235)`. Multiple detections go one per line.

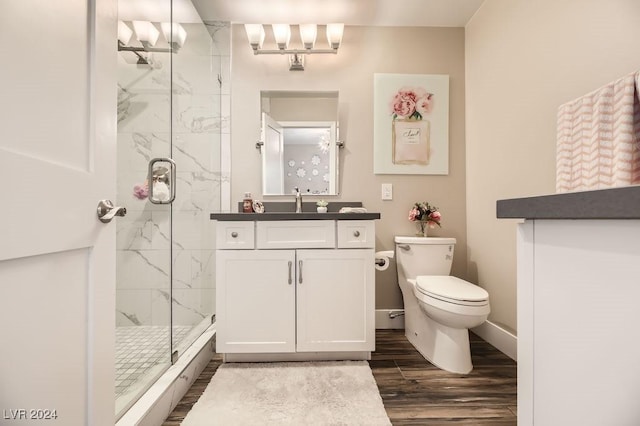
(337, 220), (375, 248)
(256, 220), (336, 249)
(216, 221), (255, 249)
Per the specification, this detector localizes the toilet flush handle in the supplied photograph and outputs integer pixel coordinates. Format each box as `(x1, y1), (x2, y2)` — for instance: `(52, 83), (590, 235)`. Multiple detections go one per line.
(397, 244), (410, 251)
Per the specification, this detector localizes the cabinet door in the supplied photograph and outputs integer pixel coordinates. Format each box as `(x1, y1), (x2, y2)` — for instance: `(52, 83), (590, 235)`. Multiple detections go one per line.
(216, 250), (296, 353)
(296, 249), (375, 352)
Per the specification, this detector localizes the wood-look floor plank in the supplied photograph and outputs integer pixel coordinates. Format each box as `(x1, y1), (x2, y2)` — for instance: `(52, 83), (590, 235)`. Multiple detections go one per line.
(162, 329), (517, 425)
(385, 405), (515, 419)
(371, 330), (517, 425)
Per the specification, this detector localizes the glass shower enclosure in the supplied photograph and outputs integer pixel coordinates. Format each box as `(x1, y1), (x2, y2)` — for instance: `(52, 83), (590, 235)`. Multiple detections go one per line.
(115, 0), (227, 418)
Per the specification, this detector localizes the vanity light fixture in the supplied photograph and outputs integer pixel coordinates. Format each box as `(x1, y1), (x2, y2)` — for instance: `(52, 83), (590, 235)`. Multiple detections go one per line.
(118, 21), (133, 45)
(244, 23), (345, 71)
(160, 22), (188, 50)
(117, 20), (187, 67)
(271, 24), (292, 50)
(132, 20), (160, 49)
(244, 24), (265, 50)
(326, 23), (344, 50)
(299, 24), (317, 49)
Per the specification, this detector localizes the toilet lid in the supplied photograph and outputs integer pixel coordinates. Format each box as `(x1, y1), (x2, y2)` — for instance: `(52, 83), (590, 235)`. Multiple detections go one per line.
(416, 276), (489, 302)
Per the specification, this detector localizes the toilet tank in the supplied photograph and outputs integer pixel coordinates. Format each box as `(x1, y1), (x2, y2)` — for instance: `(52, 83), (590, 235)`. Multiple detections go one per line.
(394, 236), (456, 279)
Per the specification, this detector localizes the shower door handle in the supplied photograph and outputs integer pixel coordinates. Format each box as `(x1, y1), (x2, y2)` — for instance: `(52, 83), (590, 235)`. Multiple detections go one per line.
(148, 158), (176, 204)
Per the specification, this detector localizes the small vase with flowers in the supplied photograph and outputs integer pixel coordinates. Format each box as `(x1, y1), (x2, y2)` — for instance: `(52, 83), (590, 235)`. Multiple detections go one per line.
(408, 201), (441, 237)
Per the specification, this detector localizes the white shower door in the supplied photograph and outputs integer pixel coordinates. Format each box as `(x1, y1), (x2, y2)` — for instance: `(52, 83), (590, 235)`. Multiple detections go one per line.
(0, 0), (117, 424)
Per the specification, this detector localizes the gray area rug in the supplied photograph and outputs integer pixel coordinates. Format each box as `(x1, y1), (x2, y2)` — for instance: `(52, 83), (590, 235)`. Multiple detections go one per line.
(181, 361), (391, 425)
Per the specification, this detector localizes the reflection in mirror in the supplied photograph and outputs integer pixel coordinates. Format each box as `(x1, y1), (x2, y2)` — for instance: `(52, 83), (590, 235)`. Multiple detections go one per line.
(260, 91), (339, 195)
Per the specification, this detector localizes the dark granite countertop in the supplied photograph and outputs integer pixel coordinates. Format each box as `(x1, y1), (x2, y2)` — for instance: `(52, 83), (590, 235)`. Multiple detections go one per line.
(210, 212), (381, 221)
(211, 201), (380, 221)
(497, 185), (640, 219)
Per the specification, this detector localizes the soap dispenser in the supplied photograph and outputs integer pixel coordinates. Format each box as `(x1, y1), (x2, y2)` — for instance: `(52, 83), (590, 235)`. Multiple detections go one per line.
(242, 192), (254, 213)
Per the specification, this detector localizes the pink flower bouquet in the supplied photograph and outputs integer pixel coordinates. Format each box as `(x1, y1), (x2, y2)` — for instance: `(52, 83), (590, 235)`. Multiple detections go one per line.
(408, 201), (441, 236)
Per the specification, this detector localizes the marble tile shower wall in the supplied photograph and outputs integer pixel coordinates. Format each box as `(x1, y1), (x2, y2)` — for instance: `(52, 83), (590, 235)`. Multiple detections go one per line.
(115, 22), (230, 329)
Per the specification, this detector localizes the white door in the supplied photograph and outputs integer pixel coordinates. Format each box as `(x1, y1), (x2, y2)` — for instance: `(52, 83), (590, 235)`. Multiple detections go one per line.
(216, 250), (296, 353)
(0, 1), (117, 424)
(261, 112), (284, 195)
(296, 249), (375, 352)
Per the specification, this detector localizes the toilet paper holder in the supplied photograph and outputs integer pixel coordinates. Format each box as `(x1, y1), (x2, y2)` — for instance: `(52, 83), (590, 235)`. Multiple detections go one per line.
(374, 250), (395, 271)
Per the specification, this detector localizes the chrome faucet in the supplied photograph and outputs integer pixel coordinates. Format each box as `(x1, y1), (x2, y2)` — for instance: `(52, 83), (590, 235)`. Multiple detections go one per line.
(294, 187), (302, 213)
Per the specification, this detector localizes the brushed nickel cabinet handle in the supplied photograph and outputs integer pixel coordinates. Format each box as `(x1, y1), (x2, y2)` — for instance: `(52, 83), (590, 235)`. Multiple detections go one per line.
(298, 260), (303, 284)
(231, 232), (238, 238)
(353, 230), (360, 237)
(288, 261), (292, 285)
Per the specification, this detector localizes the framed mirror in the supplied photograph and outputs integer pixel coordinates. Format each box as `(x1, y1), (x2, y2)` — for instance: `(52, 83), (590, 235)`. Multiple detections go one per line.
(260, 91), (339, 196)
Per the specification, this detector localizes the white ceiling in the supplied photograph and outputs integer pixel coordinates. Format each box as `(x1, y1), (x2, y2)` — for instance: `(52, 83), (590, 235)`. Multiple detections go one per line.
(191, 0), (485, 27)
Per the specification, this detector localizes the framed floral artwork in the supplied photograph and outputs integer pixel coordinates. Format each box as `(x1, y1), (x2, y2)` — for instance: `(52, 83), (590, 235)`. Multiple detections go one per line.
(373, 73), (449, 174)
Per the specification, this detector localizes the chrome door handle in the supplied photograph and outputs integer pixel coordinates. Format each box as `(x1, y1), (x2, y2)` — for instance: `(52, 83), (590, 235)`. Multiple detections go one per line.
(298, 260), (303, 284)
(97, 200), (127, 223)
(148, 158), (176, 204)
(288, 261), (292, 285)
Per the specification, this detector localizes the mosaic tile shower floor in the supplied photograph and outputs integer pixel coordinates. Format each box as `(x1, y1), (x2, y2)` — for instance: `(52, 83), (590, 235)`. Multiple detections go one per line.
(115, 325), (191, 398)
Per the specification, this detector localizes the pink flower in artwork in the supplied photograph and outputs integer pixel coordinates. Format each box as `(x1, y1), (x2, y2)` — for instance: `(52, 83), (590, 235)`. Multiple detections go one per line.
(390, 91), (416, 118)
(390, 86), (434, 120)
(133, 181), (149, 200)
(415, 93), (434, 115)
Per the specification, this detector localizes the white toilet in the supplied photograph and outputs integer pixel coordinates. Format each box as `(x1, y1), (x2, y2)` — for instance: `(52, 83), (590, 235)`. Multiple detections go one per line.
(395, 236), (490, 374)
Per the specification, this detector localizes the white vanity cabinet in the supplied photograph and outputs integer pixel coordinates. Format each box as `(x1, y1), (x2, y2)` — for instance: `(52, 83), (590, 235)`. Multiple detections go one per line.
(215, 249), (296, 353)
(295, 248), (374, 352)
(215, 219), (376, 362)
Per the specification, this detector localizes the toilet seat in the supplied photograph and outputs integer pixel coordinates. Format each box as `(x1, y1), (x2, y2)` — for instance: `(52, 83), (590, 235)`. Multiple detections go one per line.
(416, 276), (489, 307)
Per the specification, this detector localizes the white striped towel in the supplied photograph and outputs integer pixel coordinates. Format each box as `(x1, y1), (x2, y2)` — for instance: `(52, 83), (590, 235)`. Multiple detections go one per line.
(556, 71), (640, 192)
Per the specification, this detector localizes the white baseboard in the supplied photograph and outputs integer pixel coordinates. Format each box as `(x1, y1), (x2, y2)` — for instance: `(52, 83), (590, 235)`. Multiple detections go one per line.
(375, 309), (405, 329)
(472, 320), (517, 361)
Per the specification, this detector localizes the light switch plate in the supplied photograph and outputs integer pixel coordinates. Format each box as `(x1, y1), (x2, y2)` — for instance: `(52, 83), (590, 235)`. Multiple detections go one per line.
(381, 183), (393, 200)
